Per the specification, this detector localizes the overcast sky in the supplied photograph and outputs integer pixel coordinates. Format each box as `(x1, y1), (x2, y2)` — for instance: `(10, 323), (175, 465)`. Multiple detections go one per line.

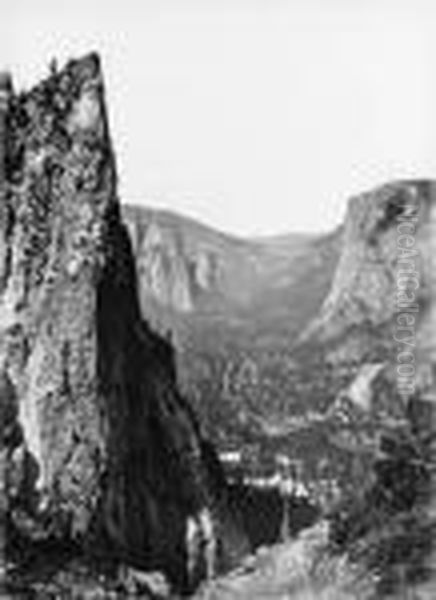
(1, 0), (435, 235)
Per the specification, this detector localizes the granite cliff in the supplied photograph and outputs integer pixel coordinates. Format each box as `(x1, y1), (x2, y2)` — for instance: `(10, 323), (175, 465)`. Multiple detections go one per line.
(0, 54), (246, 594)
(290, 181), (435, 487)
(300, 181), (434, 364)
(299, 181), (436, 597)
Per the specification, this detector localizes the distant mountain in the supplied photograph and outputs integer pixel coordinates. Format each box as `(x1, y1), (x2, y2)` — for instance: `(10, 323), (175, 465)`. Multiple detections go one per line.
(121, 203), (342, 441)
(122, 204), (340, 322)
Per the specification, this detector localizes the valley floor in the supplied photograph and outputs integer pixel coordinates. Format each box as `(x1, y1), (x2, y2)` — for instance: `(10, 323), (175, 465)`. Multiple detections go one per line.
(194, 520), (436, 600)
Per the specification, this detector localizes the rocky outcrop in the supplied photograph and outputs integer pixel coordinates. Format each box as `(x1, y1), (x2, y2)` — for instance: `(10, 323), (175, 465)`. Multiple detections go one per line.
(297, 180), (435, 484)
(297, 181), (436, 596)
(121, 205), (241, 317)
(132, 218), (196, 313)
(0, 54), (246, 592)
(300, 181), (434, 366)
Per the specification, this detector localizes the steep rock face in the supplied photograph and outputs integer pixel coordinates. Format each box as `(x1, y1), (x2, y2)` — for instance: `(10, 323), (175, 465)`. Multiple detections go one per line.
(0, 55), (246, 591)
(256, 181), (436, 530)
(130, 218), (195, 312)
(295, 181), (435, 472)
(122, 205), (261, 317)
(301, 181), (434, 365)
(296, 181), (436, 595)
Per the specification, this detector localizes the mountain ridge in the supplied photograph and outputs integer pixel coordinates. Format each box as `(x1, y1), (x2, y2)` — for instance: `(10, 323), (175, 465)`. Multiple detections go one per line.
(122, 201), (332, 244)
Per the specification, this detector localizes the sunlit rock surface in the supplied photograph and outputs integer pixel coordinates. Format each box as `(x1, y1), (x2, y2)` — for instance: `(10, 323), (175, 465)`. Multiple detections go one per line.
(0, 54), (247, 593)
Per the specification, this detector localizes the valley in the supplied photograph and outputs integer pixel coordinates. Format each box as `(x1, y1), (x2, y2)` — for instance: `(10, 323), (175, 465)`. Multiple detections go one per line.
(0, 53), (434, 599)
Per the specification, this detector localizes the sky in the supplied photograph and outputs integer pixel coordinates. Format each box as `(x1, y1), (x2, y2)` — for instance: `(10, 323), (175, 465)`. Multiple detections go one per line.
(1, 0), (435, 235)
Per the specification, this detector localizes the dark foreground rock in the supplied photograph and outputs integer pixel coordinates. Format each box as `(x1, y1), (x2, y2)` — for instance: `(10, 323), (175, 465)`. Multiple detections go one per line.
(0, 54), (247, 594)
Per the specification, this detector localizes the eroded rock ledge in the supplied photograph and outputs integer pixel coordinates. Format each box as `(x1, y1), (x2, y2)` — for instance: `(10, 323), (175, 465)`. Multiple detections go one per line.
(0, 54), (246, 593)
